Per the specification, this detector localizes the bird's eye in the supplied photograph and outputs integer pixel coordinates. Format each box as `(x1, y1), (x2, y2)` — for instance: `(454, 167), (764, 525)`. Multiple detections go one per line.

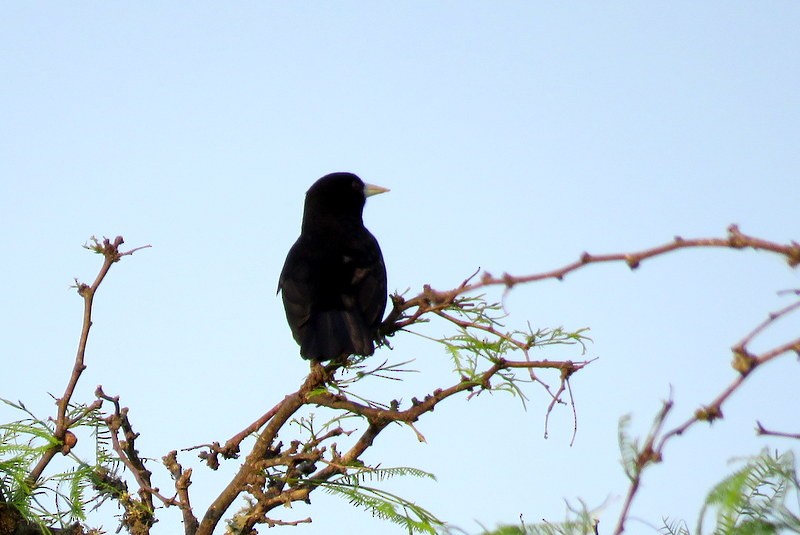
(352, 179), (361, 191)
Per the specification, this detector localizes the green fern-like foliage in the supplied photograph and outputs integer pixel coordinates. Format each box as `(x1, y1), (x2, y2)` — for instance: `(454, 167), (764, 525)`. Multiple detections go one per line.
(696, 449), (800, 535)
(317, 466), (442, 534)
(1, 399), (62, 533)
(0, 398), (118, 532)
(444, 499), (599, 535)
(660, 517), (691, 535)
(440, 306), (590, 408)
(617, 414), (641, 481)
(660, 449), (800, 535)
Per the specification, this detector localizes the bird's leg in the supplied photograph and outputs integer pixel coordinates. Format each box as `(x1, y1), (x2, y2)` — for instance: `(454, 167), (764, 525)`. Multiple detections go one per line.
(306, 360), (343, 388)
(306, 361), (330, 387)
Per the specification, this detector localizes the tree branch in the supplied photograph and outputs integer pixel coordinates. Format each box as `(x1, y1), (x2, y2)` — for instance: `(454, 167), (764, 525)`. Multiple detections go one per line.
(612, 292), (800, 534)
(15, 227), (795, 534)
(27, 237), (150, 488)
(196, 365), (335, 535)
(382, 225), (800, 337)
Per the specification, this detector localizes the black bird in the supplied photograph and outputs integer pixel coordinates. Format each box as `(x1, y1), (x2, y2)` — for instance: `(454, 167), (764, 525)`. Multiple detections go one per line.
(278, 172), (389, 361)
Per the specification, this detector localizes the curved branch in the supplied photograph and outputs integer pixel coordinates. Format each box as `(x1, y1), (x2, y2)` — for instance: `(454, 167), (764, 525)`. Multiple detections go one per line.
(382, 225), (800, 336)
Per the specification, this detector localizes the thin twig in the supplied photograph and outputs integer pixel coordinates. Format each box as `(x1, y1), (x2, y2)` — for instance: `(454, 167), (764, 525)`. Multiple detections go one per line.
(755, 422), (800, 440)
(26, 236), (150, 487)
(383, 225), (800, 336)
(614, 394), (674, 535)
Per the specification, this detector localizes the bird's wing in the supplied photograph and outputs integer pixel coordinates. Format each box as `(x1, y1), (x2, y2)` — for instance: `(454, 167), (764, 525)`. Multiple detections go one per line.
(278, 238), (313, 343)
(351, 231), (388, 330)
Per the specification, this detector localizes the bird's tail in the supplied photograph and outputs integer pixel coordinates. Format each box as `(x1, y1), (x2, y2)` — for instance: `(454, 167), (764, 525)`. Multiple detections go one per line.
(301, 310), (375, 361)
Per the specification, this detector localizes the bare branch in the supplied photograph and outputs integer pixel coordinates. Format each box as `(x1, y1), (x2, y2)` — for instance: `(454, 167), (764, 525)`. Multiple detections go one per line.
(382, 225), (800, 336)
(756, 422), (800, 440)
(27, 236), (150, 487)
(163, 451), (200, 534)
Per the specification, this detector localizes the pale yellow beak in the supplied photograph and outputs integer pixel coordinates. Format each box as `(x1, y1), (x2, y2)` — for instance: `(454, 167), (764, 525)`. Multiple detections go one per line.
(364, 183), (390, 197)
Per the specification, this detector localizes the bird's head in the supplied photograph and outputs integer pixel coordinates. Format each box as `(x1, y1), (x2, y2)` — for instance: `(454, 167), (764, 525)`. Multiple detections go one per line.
(303, 172), (389, 228)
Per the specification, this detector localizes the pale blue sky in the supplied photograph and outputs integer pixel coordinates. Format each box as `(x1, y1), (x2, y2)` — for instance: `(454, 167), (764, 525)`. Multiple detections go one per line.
(2, 3), (799, 534)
